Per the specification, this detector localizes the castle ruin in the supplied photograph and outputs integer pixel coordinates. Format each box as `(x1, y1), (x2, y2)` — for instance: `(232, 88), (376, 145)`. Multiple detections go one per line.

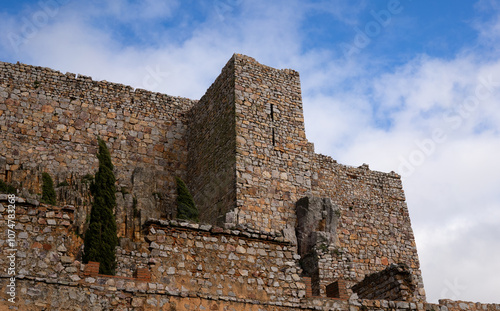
(0, 54), (497, 310)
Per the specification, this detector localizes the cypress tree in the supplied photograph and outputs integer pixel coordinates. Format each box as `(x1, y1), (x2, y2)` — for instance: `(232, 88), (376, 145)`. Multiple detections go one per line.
(83, 138), (118, 275)
(175, 177), (199, 222)
(41, 172), (56, 205)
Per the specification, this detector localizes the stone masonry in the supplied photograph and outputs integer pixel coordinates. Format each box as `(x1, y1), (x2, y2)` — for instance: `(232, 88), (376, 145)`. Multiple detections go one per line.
(0, 54), (497, 310)
(0, 61), (194, 239)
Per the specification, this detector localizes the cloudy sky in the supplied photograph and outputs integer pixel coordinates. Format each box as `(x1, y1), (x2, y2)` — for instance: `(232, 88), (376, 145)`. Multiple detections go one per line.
(1, 0), (499, 303)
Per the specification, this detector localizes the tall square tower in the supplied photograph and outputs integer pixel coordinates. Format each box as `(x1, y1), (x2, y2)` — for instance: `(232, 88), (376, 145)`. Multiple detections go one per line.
(187, 54), (311, 233)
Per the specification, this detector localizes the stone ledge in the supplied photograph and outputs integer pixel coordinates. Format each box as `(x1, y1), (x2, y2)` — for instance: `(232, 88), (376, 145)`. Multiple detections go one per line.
(82, 261), (151, 282)
(145, 218), (292, 244)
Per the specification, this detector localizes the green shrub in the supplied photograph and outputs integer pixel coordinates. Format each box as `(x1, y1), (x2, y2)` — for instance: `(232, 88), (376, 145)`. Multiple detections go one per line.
(82, 174), (94, 183)
(0, 180), (16, 194)
(175, 177), (199, 222)
(41, 173), (56, 205)
(57, 180), (70, 187)
(83, 138), (118, 275)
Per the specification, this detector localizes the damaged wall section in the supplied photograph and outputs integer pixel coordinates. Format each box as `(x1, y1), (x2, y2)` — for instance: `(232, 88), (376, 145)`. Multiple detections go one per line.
(296, 196), (340, 297)
(351, 263), (417, 301)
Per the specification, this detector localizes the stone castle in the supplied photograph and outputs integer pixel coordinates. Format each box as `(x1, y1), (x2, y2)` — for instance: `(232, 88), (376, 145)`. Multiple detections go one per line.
(0, 54), (497, 310)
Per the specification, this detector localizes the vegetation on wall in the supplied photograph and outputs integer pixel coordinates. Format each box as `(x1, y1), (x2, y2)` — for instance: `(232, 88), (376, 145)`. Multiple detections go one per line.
(175, 176), (199, 222)
(83, 138), (118, 275)
(41, 172), (56, 205)
(82, 174), (94, 184)
(56, 180), (70, 187)
(0, 180), (16, 194)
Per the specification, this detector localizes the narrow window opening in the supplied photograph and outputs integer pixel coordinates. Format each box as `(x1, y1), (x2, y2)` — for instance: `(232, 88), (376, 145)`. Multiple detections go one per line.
(270, 104), (276, 146)
(125, 214), (129, 238)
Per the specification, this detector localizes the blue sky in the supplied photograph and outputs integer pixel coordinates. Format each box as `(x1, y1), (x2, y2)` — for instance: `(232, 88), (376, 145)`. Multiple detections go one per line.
(1, 0), (500, 303)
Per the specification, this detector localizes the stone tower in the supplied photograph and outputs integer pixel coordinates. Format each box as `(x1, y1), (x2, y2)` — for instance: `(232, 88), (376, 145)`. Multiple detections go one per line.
(187, 54), (312, 233)
(185, 54), (426, 299)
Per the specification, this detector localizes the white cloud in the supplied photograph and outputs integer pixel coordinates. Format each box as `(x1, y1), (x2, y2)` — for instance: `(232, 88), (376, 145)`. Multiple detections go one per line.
(417, 217), (500, 303)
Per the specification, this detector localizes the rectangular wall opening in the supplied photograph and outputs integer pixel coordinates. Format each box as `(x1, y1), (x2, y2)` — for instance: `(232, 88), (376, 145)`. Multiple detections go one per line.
(326, 279), (349, 299)
(270, 104), (276, 146)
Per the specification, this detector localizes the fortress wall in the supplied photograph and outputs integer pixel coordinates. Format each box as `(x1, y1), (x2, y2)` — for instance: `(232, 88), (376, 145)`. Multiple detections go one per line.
(187, 57), (237, 226)
(0, 279), (312, 311)
(0, 61), (195, 221)
(233, 55), (311, 233)
(430, 300), (500, 311)
(1, 197), (496, 310)
(141, 222), (305, 304)
(0, 195), (309, 309)
(0, 198), (83, 284)
(3, 277), (497, 311)
(1, 277), (445, 311)
(310, 154), (426, 300)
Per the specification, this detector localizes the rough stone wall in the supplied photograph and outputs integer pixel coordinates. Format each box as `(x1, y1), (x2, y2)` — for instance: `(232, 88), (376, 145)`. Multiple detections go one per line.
(233, 55), (311, 234)
(295, 197), (340, 258)
(1, 196), (498, 310)
(0, 276), (432, 311)
(295, 197), (341, 297)
(0, 195), (300, 299)
(187, 57), (237, 226)
(0, 278), (311, 311)
(142, 220), (305, 303)
(0, 195), (309, 310)
(427, 300), (500, 311)
(0, 61), (195, 231)
(309, 154), (426, 300)
(0, 194), (426, 310)
(185, 54), (312, 234)
(2, 279), (498, 311)
(0, 197), (83, 285)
